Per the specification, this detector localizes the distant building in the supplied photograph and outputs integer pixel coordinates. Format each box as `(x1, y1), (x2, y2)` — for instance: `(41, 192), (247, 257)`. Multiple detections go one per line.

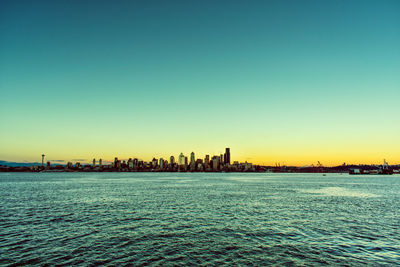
(152, 158), (158, 168)
(179, 153), (185, 166)
(159, 158), (164, 169)
(224, 148), (230, 165)
(170, 156), (175, 165)
(99, 159), (102, 167)
(212, 158), (219, 171)
(190, 152), (195, 170)
(205, 155), (210, 168)
(128, 158), (133, 169)
(93, 158), (96, 167)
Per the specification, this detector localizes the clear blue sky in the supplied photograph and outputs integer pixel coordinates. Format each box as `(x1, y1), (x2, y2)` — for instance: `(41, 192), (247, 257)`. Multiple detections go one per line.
(1, 0), (399, 165)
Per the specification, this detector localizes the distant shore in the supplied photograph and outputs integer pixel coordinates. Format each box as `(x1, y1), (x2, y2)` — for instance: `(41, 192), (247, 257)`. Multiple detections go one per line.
(1, 165), (399, 174)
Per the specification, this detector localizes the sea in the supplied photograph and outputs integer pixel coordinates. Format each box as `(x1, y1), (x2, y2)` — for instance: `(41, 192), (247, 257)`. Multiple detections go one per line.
(0, 172), (399, 266)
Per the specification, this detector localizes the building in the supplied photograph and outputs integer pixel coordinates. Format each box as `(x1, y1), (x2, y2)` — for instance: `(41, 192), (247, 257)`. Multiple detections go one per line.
(190, 152), (195, 170)
(224, 148), (230, 165)
(93, 158), (96, 168)
(204, 155), (210, 168)
(159, 158), (164, 169)
(190, 152), (195, 164)
(99, 159), (102, 167)
(178, 153), (185, 166)
(170, 156), (175, 165)
(114, 157), (119, 168)
(152, 158), (158, 168)
(128, 158), (133, 169)
(212, 157), (219, 171)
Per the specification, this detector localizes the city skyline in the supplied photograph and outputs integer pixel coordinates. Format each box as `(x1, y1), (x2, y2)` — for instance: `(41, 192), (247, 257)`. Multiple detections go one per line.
(1, 0), (399, 166)
(0, 148), (398, 168)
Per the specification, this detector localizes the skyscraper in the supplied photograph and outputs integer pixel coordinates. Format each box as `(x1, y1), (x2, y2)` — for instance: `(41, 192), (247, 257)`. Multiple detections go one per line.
(190, 152), (195, 171)
(190, 152), (195, 164)
(170, 156), (175, 165)
(205, 155), (210, 166)
(178, 153), (185, 166)
(225, 148), (230, 165)
(93, 158), (96, 167)
(159, 158), (164, 169)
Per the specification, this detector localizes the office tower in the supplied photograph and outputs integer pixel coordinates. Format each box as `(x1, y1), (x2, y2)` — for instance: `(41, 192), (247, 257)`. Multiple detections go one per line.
(99, 159), (102, 167)
(179, 153), (185, 166)
(185, 157), (188, 166)
(152, 158), (158, 168)
(159, 158), (164, 169)
(114, 158), (121, 169)
(225, 148), (230, 164)
(190, 152), (195, 170)
(205, 155), (210, 167)
(128, 158), (133, 169)
(212, 158), (218, 171)
(170, 156), (175, 165)
(93, 158), (96, 167)
(220, 154), (224, 165)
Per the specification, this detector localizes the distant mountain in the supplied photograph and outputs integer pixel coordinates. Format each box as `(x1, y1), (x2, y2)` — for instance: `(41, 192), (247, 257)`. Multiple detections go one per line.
(0, 161), (42, 167)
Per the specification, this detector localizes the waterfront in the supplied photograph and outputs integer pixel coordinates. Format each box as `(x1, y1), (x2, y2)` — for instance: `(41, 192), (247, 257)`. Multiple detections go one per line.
(0, 173), (399, 265)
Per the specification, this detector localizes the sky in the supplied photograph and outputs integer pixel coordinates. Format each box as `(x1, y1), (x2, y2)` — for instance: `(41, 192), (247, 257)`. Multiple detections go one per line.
(0, 0), (399, 166)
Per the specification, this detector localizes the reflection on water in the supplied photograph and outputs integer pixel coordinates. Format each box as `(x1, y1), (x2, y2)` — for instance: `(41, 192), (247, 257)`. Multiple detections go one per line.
(300, 186), (380, 198)
(0, 172), (399, 265)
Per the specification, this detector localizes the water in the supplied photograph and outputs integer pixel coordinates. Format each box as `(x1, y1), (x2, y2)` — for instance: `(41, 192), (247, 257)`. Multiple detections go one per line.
(0, 173), (399, 266)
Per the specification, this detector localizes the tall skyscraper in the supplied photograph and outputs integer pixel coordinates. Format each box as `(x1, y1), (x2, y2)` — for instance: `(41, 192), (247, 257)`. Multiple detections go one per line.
(159, 158), (164, 169)
(99, 159), (102, 167)
(205, 155), (210, 166)
(225, 148), (230, 165)
(190, 152), (195, 170)
(178, 153), (185, 166)
(190, 152), (195, 163)
(170, 155), (175, 165)
(93, 158), (96, 167)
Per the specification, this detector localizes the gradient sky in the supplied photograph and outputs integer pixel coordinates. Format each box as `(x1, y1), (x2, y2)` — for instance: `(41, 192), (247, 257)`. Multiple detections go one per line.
(1, 0), (399, 166)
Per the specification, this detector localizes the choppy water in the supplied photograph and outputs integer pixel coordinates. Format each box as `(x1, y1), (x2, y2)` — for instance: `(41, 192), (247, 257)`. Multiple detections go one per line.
(0, 172), (399, 266)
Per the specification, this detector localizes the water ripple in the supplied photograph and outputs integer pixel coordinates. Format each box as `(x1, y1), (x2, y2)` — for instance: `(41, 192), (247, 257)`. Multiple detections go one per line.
(0, 172), (399, 265)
